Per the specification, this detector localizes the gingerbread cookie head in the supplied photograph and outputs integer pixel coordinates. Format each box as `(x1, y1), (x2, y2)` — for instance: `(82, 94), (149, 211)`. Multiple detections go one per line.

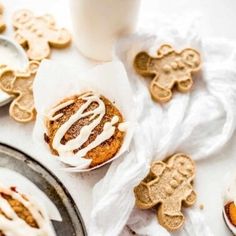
(0, 61), (39, 122)
(0, 3), (6, 32)
(12, 9), (71, 61)
(134, 44), (201, 103)
(134, 153), (196, 231)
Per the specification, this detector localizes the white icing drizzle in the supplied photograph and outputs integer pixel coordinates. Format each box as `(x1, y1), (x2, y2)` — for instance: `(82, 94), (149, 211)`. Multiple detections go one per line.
(118, 122), (129, 132)
(0, 183), (56, 236)
(47, 100), (75, 121)
(47, 92), (121, 166)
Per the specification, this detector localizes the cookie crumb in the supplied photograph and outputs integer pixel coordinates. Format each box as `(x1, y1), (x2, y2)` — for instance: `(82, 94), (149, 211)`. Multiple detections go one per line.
(199, 204), (204, 210)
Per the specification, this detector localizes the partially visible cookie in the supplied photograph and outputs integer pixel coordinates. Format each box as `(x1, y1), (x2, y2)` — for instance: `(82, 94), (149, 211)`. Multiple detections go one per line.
(134, 44), (201, 103)
(224, 201), (236, 235)
(0, 61), (39, 122)
(0, 3), (6, 32)
(134, 153), (196, 231)
(12, 9), (71, 61)
(223, 172), (236, 235)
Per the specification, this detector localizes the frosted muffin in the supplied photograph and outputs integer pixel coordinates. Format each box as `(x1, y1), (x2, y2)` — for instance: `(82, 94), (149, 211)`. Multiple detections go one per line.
(44, 91), (125, 168)
(0, 184), (55, 236)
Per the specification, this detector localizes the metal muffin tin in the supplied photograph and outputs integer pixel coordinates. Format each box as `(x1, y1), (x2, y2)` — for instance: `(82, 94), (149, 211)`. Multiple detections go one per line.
(0, 143), (87, 236)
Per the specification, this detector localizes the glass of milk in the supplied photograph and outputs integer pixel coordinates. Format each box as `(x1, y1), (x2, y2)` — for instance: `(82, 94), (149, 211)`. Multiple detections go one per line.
(70, 0), (141, 61)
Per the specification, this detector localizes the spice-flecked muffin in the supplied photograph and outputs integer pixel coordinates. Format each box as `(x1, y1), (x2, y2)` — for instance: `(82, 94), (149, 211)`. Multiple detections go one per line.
(0, 184), (55, 236)
(44, 91), (125, 168)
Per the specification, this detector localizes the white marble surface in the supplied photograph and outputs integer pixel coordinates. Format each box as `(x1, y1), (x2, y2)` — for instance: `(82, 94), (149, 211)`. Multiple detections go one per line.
(0, 0), (236, 235)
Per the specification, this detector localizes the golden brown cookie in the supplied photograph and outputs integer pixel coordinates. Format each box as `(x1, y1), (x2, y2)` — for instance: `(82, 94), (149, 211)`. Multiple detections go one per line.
(134, 153), (196, 231)
(12, 9), (71, 61)
(0, 3), (6, 33)
(44, 92), (125, 168)
(134, 44), (201, 103)
(0, 61), (39, 122)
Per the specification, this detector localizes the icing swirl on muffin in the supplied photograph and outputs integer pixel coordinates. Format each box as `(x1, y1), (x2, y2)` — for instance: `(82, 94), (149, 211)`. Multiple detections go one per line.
(0, 183), (55, 236)
(45, 91), (125, 168)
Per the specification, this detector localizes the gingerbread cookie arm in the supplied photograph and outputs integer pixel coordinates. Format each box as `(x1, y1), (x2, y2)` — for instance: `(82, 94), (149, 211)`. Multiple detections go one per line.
(183, 189), (197, 207)
(157, 44), (174, 57)
(0, 69), (16, 94)
(47, 28), (71, 48)
(43, 14), (56, 26)
(134, 183), (154, 209)
(181, 48), (201, 71)
(134, 52), (160, 77)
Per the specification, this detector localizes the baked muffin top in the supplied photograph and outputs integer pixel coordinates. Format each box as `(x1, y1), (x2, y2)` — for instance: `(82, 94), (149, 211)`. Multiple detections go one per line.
(0, 184), (55, 236)
(45, 91), (125, 168)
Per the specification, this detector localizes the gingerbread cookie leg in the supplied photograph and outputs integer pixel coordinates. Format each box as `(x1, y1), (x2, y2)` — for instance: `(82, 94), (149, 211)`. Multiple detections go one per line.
(176, 75), (193, 93)
(26, 38), (51, 61)
(10, 97), (35, 122)
(150, 77), (173, 103)
(157, 201), (185, 231)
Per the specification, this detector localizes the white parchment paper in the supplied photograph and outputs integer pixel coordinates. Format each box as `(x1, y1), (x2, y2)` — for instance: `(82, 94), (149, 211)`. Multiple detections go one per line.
(89, 16), (236, 236)
(33, 60), (136, 172)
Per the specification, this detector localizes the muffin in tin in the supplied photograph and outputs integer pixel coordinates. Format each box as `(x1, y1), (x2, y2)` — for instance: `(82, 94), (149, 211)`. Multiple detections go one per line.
(0, 184), (55, 236)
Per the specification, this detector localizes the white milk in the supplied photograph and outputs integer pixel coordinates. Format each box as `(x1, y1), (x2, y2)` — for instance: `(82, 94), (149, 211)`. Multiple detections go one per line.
(70, 0), (141, 61)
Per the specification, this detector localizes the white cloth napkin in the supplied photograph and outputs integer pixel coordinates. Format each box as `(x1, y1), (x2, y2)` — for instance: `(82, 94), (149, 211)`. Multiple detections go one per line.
(89, 16), (236, 236)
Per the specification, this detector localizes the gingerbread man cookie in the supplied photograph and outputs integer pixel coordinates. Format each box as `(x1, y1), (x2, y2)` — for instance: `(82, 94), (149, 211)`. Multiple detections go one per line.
(0, 3), (6, 32)
(12, 9), (71, 61)
(134, 153), (196, 231)
(0, 61), (39, 122)
(134, 44), (201, 103)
